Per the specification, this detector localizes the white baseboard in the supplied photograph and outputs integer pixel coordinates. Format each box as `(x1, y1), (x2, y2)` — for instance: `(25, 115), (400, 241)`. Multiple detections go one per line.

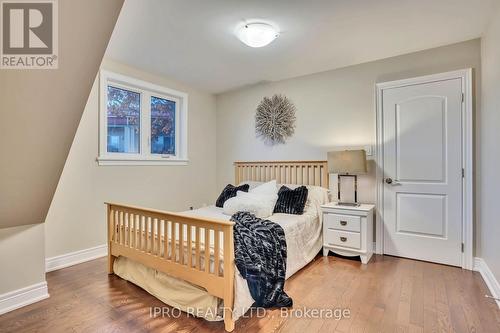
(474, 257), (500, 309)
(0, 282), (49, 315)
(45, 244), (107, 272)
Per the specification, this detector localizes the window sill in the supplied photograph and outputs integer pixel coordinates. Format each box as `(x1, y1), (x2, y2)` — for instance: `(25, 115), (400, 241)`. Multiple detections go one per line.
(96, 156), (189, 166)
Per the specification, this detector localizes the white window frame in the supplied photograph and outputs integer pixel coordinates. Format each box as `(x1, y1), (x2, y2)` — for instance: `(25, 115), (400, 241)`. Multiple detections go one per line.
(98, 70), (188, 166)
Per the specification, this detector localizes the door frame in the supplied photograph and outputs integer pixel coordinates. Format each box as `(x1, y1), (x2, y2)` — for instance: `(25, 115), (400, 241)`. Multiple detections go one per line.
(375, 69), (473, 270)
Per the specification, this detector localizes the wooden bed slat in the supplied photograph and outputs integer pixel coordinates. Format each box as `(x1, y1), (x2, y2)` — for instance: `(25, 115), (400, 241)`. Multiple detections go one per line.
(214, 230), (220, 276)
(187, 225), (192, 268)
(179, 223), (184, 265)
(157, 219), (161, 257)
(204, 228), (210, 273)
(133, 215), (136, 248)
(118, 212), (121, 245)
(127, 213), (133, 247)
(121, 212), (125, 246)
(195, 226), (200, 270)
(147, 217), (151, 254)
(152, 218), (155, 255)
(140, 216), (144, 251)
(131, 214), (135, 249)
(126, 213), (132, 247)
(234, 161), (328, 188)
(172, 221), (177, 262)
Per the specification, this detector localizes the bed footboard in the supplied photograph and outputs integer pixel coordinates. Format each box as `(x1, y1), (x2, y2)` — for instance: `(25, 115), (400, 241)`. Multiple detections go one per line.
(106, 203), (235, 332)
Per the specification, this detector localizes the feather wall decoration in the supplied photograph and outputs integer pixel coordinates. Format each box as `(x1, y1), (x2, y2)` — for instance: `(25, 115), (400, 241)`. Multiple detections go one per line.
(255, 94), (296, 145)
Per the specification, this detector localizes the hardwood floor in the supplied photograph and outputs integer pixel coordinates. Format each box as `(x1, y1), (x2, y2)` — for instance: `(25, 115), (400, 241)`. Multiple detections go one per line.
(1, 255), (499, 333)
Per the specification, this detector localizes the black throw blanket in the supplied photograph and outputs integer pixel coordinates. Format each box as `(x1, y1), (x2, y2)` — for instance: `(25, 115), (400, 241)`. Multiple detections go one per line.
(231, 211), (293, 308)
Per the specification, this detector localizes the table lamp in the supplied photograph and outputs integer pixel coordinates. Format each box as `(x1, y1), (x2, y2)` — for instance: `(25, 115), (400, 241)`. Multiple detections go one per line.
(327, 150), (367, 207)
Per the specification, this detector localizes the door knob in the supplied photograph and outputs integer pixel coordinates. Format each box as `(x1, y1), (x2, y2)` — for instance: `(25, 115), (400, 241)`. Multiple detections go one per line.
(385, 178), (401, 186)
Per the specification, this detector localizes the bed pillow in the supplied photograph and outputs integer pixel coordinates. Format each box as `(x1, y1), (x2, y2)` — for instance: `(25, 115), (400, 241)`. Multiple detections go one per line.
(305, 185), (329, 205)
(223, 180), (279, 218)
(250, 179), (277, 195)
(223, 191), (275, 218)
(237, 180), (264, 191)
(215, 184), (250, 208)
(280, 184), (329, 207)
(273, 185), (309, 215)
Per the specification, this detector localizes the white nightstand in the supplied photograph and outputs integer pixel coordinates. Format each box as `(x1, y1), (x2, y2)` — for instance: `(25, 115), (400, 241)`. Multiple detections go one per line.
(321, 203), (375, 264)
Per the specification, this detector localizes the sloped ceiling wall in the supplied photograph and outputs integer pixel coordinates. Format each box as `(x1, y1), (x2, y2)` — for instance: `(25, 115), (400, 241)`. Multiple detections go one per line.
(0, 0), (124, 229)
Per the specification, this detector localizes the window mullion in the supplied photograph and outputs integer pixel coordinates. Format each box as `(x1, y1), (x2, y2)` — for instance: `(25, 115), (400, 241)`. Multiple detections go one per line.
(175, 100), (180, 158)
(142, 92), (151, 158)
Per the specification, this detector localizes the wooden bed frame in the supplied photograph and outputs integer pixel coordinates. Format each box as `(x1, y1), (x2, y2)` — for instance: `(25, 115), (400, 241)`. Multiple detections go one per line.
(106, 161), (328, 332)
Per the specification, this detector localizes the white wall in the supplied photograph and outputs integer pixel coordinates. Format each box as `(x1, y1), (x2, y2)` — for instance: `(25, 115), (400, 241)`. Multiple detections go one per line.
(44, 59), (217, 258)
(216, 39), (481, 243)
(479, 5), (500, 282)
(0, 224), (45, 294)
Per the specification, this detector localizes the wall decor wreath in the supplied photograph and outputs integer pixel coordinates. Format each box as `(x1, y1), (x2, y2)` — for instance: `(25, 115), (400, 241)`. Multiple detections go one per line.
(255, 94), (296, 145)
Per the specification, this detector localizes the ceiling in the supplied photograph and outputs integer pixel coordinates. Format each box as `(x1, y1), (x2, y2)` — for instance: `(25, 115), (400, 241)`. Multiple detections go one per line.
(106, 0), (494, 94)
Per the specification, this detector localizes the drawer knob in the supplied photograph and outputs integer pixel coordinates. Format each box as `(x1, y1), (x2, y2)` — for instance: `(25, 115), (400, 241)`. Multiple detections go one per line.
(340, 221), (347, 226)
(340, 237), (347, 242)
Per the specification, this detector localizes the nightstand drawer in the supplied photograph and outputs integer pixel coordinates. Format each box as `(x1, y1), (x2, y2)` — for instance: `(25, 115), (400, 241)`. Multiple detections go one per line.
(324, 213), (361, 232)
(325, 229), (361, 249)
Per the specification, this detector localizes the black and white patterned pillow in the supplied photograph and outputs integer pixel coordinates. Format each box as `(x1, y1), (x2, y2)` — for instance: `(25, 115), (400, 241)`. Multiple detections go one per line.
(273, 185), (308, 215)
(215, 184), (250, 208)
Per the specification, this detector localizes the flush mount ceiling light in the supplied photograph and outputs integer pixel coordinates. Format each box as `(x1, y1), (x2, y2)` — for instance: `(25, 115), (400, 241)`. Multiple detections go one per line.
(237, 22), (279, 48)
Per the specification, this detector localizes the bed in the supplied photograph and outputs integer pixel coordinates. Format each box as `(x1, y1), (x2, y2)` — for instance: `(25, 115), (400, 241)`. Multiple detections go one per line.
(106, 161), (329, 332)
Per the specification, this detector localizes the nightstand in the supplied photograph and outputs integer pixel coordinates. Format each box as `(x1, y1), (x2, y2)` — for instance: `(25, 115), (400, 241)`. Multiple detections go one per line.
(321, 203), (375, 264)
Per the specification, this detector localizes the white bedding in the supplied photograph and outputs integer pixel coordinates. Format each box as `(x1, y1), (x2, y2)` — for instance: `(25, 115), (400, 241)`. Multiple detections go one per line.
(182, 196), (324, 320)
(114, 185), (327, 321)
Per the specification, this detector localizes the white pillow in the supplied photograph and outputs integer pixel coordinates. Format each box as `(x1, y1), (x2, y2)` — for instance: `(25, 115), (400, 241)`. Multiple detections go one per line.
(250, 180), (277, 195)
(305, 185), (329, 206)
(223, 180), (278, 218)
(237, 181), (264, 191)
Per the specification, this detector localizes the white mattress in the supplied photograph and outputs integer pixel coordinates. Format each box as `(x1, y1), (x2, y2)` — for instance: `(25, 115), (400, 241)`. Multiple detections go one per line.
(181, 203), (323, 320)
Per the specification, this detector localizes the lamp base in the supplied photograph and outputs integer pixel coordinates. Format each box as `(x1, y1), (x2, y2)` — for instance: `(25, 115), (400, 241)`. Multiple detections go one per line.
(336, 202), (361, 207)
(338, 174), (359, 204)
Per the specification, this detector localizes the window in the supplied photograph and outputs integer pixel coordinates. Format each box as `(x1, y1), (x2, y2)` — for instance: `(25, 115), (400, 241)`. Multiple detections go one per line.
(106, 86), (141, 154)
(98, 70), (188, 165)
(151, 96), (176, 155)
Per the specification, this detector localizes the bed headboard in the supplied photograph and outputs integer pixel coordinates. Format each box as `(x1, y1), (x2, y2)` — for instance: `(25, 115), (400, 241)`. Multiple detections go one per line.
(234, 161), (329, 189)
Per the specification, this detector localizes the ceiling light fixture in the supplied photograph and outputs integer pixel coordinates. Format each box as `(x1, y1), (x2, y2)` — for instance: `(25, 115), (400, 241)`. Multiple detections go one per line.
(236, 22), (279, 48)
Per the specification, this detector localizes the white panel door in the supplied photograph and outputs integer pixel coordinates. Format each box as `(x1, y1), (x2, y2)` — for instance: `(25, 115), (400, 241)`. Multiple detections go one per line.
(382, 78), (463, 266)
